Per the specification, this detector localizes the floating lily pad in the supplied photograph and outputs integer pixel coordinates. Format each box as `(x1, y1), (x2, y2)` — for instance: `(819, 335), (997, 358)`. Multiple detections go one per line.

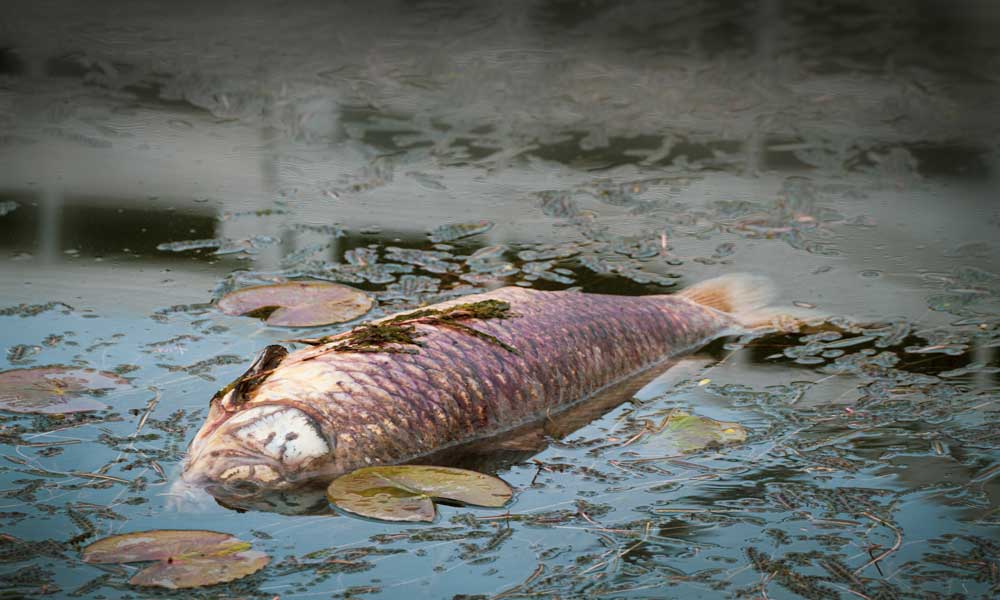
(642, 411), (747, 453)
(81, 530), (269, 589)
(0, 366), (129, 414)
(217, 281), (373, 327)
(327, 465), (513, 522)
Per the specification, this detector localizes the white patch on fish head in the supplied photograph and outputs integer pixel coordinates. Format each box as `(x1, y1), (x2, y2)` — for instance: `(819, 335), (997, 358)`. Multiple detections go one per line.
(230, 405), (331, 467)
(182, 404), (333, 491)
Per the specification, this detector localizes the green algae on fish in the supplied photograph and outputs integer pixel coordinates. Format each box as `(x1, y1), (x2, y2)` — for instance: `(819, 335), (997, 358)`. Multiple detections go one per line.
(296, 299), (518, 355)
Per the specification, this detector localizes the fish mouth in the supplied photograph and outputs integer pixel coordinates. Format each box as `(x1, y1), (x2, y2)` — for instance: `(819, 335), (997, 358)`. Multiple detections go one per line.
(183, 404), (336, 492)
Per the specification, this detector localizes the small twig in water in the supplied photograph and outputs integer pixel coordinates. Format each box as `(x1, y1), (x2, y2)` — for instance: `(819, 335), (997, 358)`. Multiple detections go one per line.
(132, 388), (161, 437)
(853, 512), (902, 576)
(15, 439), (82, 448)
(69, 471), (130, 485)
(149, 461), (166, 481)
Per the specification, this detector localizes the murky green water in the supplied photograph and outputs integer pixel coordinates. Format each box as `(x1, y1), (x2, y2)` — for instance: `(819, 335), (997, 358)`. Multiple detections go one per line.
(1, 1), (998, 598)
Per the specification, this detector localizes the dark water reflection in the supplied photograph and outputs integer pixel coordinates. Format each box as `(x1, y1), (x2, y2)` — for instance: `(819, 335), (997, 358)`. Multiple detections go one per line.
(1, 0), (998, 598)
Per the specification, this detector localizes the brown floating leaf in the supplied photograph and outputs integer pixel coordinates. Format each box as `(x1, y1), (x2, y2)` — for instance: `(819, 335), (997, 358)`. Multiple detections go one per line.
(217, 281), (373, 327)
(327, 465), (513, 522)
(642, 411), (747, 453)
(0, 366), (129, 414)
(81, 530), (268, 589)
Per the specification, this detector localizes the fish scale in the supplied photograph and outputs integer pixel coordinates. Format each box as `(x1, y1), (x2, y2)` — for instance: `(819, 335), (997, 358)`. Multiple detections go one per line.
(184, 275), (774, 489)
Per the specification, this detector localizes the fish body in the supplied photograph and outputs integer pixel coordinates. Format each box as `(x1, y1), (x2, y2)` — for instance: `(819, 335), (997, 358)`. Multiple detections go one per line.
(183, 275), (775, 491)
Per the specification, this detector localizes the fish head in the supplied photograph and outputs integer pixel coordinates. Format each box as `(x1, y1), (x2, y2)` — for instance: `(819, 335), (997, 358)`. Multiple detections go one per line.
(182, 394), (338, 494)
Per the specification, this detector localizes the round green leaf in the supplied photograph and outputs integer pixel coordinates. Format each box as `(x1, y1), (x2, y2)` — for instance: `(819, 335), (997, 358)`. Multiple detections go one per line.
(0, 366), (129, 414)
(327, 465), (513, 522)
(643, 411), (747, 453)
(81, 529), (269, 589)
(217, 281), (373, 327)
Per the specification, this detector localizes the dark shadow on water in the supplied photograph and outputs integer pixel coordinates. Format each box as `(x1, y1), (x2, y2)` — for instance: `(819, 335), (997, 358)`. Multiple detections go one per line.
(0, 48), (24, 76)
(0, 193), (218, 259)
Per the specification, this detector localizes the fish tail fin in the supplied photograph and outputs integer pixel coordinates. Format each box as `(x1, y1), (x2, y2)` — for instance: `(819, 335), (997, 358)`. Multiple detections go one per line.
(678, 273), (822, 332)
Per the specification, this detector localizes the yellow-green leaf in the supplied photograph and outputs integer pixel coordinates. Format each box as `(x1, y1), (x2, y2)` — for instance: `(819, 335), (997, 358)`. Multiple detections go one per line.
(327, 465), (513, 522)
(644, 411), (747, 453)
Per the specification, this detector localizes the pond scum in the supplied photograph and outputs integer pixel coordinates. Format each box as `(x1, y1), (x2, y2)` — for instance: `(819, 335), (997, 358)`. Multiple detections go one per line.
(302, 299), (518, 354)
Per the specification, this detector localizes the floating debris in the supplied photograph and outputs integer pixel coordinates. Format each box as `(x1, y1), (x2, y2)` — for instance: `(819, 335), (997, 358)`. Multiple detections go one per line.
(465, 244), (508, 265)
(347, 263), (414, 284)
(460, 263), (519, 284)
(6, 344), (41, 364)
(379, 275), (440, 301)
(281, 243), (333, 266)
(293, 223), (346, 238)
(521, 261), (574, 284)
(384, 247), (457, 274)
(156, 236), (278, 255)
(156, 355), (245, 380)
(577, 254), (681, 286)
(713, 242), (736, 258)
(428, 220), (494, 243)
(406, 171), (447, 190)
(0, 302), (74, 318)
(344, 247), (379, 267)
(516, 243), (581, 262)
(535, 190), (581, 219)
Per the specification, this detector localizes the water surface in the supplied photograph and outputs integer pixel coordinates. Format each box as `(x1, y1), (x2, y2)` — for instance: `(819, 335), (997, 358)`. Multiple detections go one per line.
(1, 1), (998, 598)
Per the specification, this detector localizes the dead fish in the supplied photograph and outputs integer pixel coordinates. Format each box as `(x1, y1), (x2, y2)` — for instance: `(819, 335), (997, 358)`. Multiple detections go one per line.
(182, 274), (787, 492)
